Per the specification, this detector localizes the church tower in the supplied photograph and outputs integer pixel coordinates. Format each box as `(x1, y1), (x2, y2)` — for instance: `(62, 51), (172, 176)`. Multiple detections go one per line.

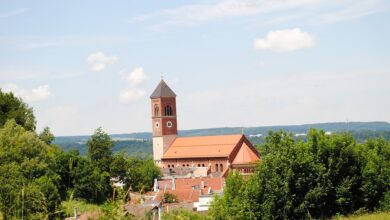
(150, 79), (178, 165)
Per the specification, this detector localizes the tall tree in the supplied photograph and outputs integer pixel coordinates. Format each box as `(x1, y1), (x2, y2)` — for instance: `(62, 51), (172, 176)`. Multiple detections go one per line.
(39, 126), (55, 145)
(0, 89), (36, 131)
(87, 127), (114, 173)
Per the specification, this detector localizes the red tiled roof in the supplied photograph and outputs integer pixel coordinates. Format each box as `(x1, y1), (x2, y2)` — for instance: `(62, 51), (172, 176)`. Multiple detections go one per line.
(163, 134), (243, 159)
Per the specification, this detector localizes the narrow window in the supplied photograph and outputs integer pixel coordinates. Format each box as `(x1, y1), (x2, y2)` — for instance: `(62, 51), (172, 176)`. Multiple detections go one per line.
(164, 105), (173, 116)
(168, 165), (170, 168)
(202, 164), (205, 167)
(220, 164), (223, 172)
(215, 164), (219, 172)
(154, 104), (159, 116)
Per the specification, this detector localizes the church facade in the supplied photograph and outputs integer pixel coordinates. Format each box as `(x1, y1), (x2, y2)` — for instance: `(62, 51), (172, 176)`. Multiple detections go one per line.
(150, 80), (260, 177)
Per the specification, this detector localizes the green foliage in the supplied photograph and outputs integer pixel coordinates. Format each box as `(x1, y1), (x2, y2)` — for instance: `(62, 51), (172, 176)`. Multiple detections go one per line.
(72, 157), (112, 204)
(125, 157), (161, 192)
(0, 89), (36, 131)
(163, 192), (177, 203)
(88, 127), (114, 173)
(39, 126), (55, 145)
(162, 209), (210, 220)
(209, 172), (256, 220)
(0, 120), (61, 219)
(209, 129), (390, 220)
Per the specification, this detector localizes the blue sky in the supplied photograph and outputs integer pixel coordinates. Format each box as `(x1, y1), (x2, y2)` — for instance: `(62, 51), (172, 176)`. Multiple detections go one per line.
(1, 0), (390, 136)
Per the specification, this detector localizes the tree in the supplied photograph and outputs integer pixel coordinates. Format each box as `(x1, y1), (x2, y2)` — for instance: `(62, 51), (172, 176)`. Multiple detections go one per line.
(0, 120), (59, 219)
(0, 89), (36, 131)
(39, 126), (55, 145)
(87, 127), (114, 173)
(209, 129), (390, 219)
(72, 157), (112, 204)
(125, 158), (161, 192)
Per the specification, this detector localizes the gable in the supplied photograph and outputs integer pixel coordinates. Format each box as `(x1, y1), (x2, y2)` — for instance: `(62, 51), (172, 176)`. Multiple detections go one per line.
(232, 142), (260, 165)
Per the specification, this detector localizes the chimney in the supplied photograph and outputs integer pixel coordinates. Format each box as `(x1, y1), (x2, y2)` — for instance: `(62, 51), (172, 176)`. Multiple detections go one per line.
(171, 176), (175, 190)
(153, 178), (158, 192)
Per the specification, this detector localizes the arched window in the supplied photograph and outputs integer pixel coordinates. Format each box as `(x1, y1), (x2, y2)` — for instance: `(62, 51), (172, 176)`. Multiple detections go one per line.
(220, 164), (223, 172)
(164, 105), (173, 116)
(215, 164), (219, 172)
(168, 165), (170, 168)
(202, 164), (205, 167)
(154, 104), (159, 116)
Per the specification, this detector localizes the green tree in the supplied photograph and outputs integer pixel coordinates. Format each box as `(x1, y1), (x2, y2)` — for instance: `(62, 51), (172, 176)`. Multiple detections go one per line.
(39, 126), (55, 145)
(210, 129), (390, 219)
(125, 158), (161, 192)
(87, 127), (114, 173)
(0, 120), (59, 219)
(72, 157), (112, 204)
(0, 89), (36, 131)
(209, 172), (256, 220)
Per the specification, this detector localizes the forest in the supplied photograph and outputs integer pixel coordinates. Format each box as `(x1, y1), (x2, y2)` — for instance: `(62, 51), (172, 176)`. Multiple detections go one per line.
(0, 90), (160, 219)
(1, 89), (389, 219)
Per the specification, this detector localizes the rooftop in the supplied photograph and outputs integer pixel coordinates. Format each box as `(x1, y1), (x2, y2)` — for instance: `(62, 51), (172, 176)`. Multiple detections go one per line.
(150, 80), (176, 99)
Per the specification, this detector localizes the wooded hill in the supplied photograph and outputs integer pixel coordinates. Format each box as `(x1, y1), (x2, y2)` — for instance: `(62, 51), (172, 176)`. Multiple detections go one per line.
(55, 122), (390, 156)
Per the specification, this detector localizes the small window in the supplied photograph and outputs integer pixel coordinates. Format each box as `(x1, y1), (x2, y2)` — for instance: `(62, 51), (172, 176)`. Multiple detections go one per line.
(187, 164), (189, 167)
(215, 164), (219, 172)
(182, 164), (185, 167)
(164, 105), (173, 116)
(172, 165), (175, 168)
(198, 164), (200, 167)
(166, 121), (173, 128)
(220, 164), (223, 172)
(154, 104), (159, 116)
(202, 164), (205, 167)
(168, 165), (170, 168)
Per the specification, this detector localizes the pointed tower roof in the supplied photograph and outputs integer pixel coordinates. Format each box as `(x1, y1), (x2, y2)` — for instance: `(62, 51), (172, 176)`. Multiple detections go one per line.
(150, 80), (176, 98)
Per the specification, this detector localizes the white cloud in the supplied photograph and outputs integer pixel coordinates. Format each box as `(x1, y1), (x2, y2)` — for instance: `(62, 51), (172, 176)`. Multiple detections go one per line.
(135, 0), (387, 30)
(86, 52), (118, 72)
(119, 67), (149, 103)
(119, 89), (146, 103)
(2, 83), (53, 102)
(124, 67), (148, 86)
(254, 28), (315, 53)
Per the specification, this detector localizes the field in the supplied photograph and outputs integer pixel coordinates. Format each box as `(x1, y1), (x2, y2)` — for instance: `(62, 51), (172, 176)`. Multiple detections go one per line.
(335, 212), (390, 220)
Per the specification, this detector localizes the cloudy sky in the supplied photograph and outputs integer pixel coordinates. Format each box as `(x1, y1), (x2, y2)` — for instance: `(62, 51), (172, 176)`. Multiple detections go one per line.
(1, 0), (390, 136)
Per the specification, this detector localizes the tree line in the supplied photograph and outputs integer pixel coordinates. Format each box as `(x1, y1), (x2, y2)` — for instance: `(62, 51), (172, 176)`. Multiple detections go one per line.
(0, 89), (160, 219)
(209, 130), (390, 219)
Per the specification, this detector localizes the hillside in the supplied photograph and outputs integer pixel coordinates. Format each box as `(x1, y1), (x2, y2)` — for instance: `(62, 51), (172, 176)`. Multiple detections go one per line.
(54, 121), (390, 156)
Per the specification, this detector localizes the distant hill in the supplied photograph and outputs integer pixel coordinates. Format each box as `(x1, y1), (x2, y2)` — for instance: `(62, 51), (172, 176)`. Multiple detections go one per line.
(54, 121), (390, 156)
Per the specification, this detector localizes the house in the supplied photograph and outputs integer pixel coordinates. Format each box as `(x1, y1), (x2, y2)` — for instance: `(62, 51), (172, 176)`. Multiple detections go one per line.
(150, 79), (260, 177)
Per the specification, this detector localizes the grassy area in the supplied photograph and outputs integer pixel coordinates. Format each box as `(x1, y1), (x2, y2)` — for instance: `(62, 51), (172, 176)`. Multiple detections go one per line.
(62, 200), (103, 217)
(335, 212), (390, 220)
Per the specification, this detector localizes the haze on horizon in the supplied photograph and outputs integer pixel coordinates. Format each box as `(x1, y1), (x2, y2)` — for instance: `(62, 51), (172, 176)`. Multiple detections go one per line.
(1, 0), (389, 136)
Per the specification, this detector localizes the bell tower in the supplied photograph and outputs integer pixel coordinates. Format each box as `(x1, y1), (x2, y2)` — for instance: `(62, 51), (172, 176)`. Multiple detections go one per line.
(150, 79), (177, 165)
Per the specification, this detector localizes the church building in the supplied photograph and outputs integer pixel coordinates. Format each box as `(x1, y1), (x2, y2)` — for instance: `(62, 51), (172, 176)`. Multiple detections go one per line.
(150, 79), (260, 177)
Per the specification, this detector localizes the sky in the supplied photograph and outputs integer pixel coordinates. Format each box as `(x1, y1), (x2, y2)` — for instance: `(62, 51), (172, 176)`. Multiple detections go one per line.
(1, 0), (390, 136)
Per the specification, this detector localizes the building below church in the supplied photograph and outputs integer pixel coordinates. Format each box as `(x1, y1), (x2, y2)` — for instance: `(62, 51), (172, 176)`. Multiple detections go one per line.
(150, 79), (260, 178)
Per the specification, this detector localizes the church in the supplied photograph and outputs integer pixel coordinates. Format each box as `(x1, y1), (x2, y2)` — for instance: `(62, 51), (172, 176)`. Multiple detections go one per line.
(150, 79), (260, 177)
